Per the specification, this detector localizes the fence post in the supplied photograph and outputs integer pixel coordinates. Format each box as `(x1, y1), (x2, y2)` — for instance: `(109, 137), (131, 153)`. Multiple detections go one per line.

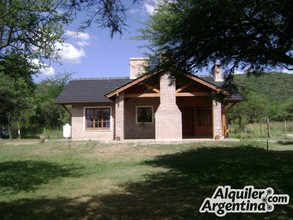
(284, 120), (287, 139)
(266, 118), (270, 150)
(259, 122), (263, 138)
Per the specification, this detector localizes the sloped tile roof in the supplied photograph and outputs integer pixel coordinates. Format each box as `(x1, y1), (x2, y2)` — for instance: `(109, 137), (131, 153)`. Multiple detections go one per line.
(55, 77), (131, 104)
(56, 73), (241, 104)
(224, 93), (244, 102)
(199, 76), (224, 87)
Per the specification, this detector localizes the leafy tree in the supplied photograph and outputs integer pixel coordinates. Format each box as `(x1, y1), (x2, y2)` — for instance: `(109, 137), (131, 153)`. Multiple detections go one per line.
(274, 97), (293, 121)
(0, 72), (35, 137)
(0, 0), (69, 75)
(229, 91), (269, 129)
(0, 0), (138, 78)
(30, 73), (71, 131)
(139, 0), (293, 73)
(228, 72), (293, 131)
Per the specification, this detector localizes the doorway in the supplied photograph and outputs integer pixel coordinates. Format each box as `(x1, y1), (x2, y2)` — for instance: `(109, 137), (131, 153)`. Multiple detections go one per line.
(181, 107), (213, 138)
(181, 107), (194, 138)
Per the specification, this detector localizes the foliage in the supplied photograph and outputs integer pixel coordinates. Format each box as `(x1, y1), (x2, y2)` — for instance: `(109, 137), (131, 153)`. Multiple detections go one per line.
(139, 0), (293, 73)
(0, 0), (138, 79)
(0, 70), (70, 137)
(0, 0), (70, 75)
(71, 0), (137, 37)
(229, 121), (293, 140)
(30, 73), (71, 134)
(0, 72), (35, 136)
(228, 72), (293, 128)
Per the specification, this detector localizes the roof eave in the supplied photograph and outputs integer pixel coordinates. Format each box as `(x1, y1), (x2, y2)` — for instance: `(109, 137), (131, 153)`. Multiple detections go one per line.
(105, 67), (230, 99)
(105, 70), (161, 98)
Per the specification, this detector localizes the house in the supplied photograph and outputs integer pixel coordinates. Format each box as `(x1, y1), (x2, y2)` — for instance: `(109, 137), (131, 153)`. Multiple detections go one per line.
(55, 58), (242, 140)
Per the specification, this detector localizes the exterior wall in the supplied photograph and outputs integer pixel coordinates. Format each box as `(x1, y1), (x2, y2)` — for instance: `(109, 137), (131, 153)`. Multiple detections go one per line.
(155, 72), (182, 140)
(115, 92), (125, 140)
(71, 104), (114, 140)
(124, 98), (160, 139)
(213, 99), (223, 139)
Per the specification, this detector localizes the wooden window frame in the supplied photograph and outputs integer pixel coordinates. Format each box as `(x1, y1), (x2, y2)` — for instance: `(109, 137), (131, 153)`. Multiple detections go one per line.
(84, 107), (112, 130)
(136, 106), (154, 124)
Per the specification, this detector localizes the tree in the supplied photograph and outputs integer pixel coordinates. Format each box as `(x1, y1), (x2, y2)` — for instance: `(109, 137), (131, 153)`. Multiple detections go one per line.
(0, 0), (69, 75)
(229, 91), (268, 129)
(139, 0), (293, 73)
(0, 0), (137, 78)
(30, 73), (72, 131)
(0, 72), (35, 137)
(274, 97), (293, 121)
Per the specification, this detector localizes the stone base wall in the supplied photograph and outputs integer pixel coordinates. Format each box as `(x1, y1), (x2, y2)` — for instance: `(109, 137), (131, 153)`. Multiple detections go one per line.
(155, 104), (182, 140)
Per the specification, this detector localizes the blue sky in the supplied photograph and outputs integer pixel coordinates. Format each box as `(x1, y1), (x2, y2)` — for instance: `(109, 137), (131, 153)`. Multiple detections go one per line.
(34, 0), (292, 81)
(35, 0), (159, 81)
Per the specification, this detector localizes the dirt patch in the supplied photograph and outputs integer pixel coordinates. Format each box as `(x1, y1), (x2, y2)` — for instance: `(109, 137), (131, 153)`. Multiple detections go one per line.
(1, 140), (39, 146)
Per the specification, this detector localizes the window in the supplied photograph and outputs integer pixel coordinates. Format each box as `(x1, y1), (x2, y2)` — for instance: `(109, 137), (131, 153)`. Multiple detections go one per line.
(197, 108), (212, 127)
(136, 106), (153, 124)
(85, 108), (111, 130)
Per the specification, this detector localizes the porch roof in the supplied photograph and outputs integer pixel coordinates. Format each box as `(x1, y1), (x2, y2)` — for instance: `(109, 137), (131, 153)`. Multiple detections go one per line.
(105, 68), (229, 98)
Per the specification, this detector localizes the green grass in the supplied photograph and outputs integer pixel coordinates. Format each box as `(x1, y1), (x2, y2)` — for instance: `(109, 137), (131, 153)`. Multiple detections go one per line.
(229, 121), (293, 140)
(0, 139), (292, 219)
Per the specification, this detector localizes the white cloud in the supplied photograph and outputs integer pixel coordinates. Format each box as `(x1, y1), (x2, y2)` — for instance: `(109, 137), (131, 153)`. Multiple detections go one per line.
(144, 3), (156, 15)
(144, 0), (159, 15)
(144, 0), (170, 15)
(31, 59), (55, 76)
(65, 30), (91, 47)
(30, 30), (90, 76)
(55, 42), (86, 64)
(143, 0), (175, 15)
(39, 65), (55, 76)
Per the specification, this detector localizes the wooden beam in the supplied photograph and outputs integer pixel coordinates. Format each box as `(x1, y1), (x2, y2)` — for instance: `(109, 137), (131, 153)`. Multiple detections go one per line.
(142, 83), (160, 93)
(174, 68), (230, 96)
(176, 83), (193, 93)
(125, 93), (160, 98)
(62, 105), (72, 117)
(222, 106), (227, 137)
(106, 71), (158, 98)
(225, 102), (237, 112)
(176, 92), (211, 97)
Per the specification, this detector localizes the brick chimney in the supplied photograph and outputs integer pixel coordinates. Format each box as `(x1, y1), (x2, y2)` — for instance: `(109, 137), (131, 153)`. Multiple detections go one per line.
(155, 72), (182, 140)
(212, 62), (223, 82)
(129, 58), (149, 79)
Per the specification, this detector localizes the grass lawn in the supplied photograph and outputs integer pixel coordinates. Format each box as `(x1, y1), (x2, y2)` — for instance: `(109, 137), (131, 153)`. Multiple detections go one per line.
(0, 139), (292, 219)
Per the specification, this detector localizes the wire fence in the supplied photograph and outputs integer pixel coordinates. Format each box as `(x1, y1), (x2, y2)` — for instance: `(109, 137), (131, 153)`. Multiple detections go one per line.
(229, 121), (293, 140)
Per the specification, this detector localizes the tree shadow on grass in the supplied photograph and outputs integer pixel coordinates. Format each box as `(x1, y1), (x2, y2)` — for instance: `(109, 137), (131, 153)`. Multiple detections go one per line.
(0, 160), (82, 195)
(93, 145), (293, 219)
(0, 145), (292, 219)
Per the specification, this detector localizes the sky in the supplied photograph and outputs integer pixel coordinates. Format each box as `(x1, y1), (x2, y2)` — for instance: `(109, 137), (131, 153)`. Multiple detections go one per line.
(35, 0), (160, 81)
(34, 0), (292, 81)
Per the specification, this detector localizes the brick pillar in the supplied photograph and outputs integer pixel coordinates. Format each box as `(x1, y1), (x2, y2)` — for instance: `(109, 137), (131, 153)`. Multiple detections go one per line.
(115, 92), (124, 140)
(213, 99), (223, 139)
(155, 72), (182, 140)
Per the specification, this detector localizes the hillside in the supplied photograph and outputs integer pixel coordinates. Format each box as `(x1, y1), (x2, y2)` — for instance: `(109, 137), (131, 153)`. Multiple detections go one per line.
(229, 72), (293, 123)
(233, 72), (293, 105)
